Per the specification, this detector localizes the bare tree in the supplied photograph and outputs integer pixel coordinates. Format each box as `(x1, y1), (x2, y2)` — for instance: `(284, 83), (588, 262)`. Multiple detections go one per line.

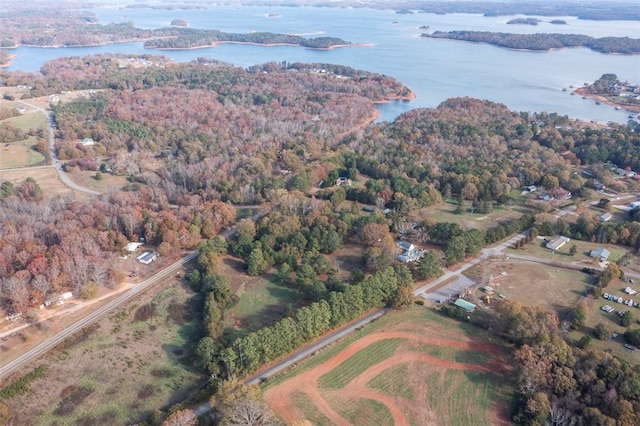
(223, 397), (277, 426)
(547, 402), (576, 426)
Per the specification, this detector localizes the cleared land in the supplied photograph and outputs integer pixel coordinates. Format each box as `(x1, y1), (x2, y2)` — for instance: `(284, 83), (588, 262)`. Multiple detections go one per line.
(0, 110), (48, 169)
(413, 195), (528, 232)
(263, 306), (512, 426)
(466, 258), (591, 314)
(1, 278), (204, 425)
(507, 238), (630, 264)
(219, 256), (300, 335)
(0, 168), (75, 199)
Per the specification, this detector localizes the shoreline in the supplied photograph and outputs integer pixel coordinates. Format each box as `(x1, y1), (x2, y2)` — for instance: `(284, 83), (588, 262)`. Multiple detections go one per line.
(149, 40), (370, 51)
(373, 89), (417, 104)
(573, 87), (640, 114)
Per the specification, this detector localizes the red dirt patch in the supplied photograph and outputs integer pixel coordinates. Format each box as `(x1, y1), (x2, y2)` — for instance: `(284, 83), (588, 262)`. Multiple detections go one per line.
(263, 330), (510, 425)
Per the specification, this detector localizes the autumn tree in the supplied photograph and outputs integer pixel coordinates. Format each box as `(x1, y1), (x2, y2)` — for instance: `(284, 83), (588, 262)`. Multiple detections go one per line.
(161, 409), (198, 426)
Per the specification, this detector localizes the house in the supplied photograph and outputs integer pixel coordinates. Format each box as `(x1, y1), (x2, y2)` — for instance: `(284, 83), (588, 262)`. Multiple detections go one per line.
(137, 251), (157, 265)
(454, 299), (476, 313)
(396, 240), (423, 263)
(599, 212), (613, 223)
(546, 236), (570, 251)
(547, 187), (572, 201)
(593, 181), (606, 191)
(397, 241), (415, 252)
(81, 138), (95, 146)
(590, 248), (611, 262)
(398, 248), (422, 263)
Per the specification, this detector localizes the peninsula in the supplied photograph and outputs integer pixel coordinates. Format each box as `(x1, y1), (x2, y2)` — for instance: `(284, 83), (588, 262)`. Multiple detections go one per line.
(423, 31), (640, 54)
(574, 73), (640, 114)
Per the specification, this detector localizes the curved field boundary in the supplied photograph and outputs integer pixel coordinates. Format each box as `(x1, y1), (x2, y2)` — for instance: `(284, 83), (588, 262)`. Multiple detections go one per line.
(263, 330), (508, 425)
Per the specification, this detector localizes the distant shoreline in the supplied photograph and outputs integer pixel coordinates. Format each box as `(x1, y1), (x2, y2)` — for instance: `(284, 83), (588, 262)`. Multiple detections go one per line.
(149, 41), (371, 51)
(573, 87), (640, 114)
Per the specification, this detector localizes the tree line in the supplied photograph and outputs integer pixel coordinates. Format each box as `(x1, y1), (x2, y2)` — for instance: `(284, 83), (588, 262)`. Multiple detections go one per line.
(424, 31), (640, 54)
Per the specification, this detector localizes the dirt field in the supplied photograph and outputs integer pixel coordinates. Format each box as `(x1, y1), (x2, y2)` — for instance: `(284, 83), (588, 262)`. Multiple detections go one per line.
(1, 277), (204, 425)
(466, 259), (591, 315)
(263, 307), (512, 426)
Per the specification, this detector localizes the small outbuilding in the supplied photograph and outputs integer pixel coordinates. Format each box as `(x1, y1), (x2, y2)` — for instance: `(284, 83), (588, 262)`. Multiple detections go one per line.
(599, 212), (613, 223)
(125, 242), (144, 252)
(454, 299), (476, 313)
(137, 251), (157, 265)
(546, 236), (570, 251)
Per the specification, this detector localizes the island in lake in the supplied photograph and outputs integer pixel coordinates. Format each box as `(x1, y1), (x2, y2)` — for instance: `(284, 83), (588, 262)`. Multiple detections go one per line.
(507, 17), (540, 25)
(170, 19), (188, 27)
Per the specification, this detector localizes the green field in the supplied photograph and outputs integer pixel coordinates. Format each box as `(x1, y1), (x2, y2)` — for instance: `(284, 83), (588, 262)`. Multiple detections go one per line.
(414, 192), (529, 232)
(507, 237), (630, 263)
(263, 306), (513, 426)
(0, 111), (48, 168)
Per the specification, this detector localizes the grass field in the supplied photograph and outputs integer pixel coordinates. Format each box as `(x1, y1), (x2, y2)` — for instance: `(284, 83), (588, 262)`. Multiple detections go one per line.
(219, 256), (301, 335)
(66, 168), (127, 193)
(0, 111), (48, 169)
(263, 306), (513, 426)
(413, 195), (528, 232)
(507, 238), (630, 264)
(466, 259), (591, 315)
(2, 280), (204, 425)
(0, 168), (77, 199)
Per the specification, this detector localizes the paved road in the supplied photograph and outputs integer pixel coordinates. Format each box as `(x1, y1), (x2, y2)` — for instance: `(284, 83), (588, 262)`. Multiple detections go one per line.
(11, 100), (101, 196)
(0, 251), (197, 380)
(245, 309), (389, 385)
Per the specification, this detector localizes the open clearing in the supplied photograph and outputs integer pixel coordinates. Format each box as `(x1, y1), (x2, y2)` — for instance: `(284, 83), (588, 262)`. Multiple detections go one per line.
(0, 168), (77, 199)
(413, 192), (529, 232)
(507, 238), (630, 264)
(466, 259), (591, 314)
(219, 256), (301, 335)
(1, 278), (204, 425)
(263, 306), (513, 426)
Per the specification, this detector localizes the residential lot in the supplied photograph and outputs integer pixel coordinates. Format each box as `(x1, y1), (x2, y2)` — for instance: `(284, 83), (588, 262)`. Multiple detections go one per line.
(465, 258), (592, 315)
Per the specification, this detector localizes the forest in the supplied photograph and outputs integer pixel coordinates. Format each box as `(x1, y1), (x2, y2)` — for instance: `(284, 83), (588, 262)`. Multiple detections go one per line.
(489, 299), (640, 425)
(424, 31), (640, 54)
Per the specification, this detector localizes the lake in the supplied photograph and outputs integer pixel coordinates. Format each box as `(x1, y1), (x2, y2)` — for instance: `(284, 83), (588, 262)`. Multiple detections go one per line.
(6, 5), (640, 123)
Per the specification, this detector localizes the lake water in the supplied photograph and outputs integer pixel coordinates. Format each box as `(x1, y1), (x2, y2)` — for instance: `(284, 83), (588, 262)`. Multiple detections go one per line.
(6, 6), (640, 123)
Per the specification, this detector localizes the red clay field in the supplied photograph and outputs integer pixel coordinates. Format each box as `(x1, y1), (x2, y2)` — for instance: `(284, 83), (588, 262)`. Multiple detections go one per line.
(263, 307), (513, 426)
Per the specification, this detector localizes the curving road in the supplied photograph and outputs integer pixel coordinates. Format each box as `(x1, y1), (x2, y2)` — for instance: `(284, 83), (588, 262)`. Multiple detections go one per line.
(0, 251), (198, 380)
(13, 100), (101, 196)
